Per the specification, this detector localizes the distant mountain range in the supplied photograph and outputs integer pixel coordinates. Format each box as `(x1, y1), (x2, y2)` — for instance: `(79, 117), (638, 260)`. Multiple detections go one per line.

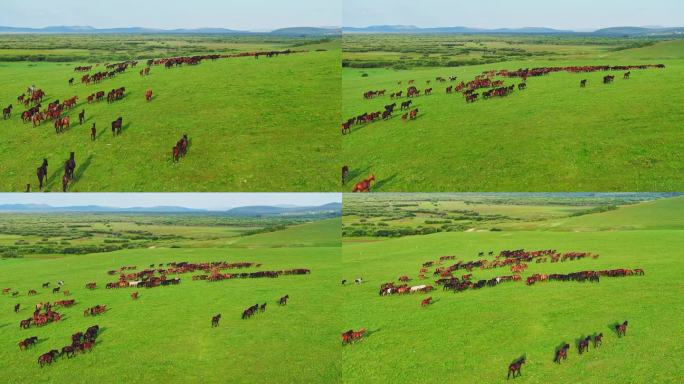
(342, 25), (684, 36)
(0, 25), (341, 36)
(0, 203), (342, 216)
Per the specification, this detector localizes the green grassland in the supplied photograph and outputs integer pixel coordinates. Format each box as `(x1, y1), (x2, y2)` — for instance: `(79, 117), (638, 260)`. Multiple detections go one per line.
(341, 195), (684, 383)
(342, 193), (673, 237)
(0, 215), (341, 383)
(342, 36), (684, 191)
(0, 35), (340, 191)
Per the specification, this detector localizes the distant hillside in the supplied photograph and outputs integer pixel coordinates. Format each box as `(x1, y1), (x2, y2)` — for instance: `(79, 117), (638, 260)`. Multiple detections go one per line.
(0, 25), (339, 36)
(224, 202), (342, 216)
(0, 202), (342, 216)
(270, 27), (341, 36)
(343, 25), (684, 36)
(343, 25), (574, 34)
(593, 26), (684, 36)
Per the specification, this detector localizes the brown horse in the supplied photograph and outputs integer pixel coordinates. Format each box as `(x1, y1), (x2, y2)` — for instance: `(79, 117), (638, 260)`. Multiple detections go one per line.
(352, 175), (375, 193)
(421, 297), (432, 307)
(554, 343), (569, 363)
(617, 321), (628, 337)
(507, 357), (525, 379)
(145, 89), (153, 102)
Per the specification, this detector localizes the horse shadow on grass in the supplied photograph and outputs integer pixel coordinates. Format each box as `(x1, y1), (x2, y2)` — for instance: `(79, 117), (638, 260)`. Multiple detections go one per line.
(429, 298), (441, 305)
(71, 155), (94, 188)
(364, 328), (381, 339)
(0, 323), (9, 329)
(344, 166), (371, 187)
(373, 173), (398, 191)
(45, 166), (64, 192)
(120, 122), (132, 134)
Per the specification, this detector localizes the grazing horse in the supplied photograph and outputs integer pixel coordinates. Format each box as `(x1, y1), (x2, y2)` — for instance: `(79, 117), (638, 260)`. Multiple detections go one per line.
(61, 345), (76, 358)
(145, 89), (153, 102)
(580, 79), (587, 88)
(79, 110), (85, 124)
(352, 175), (375, 193)
(91, 123), (97, 141)
(52, 287), (60, 294)
(211, 314), (221, 327)
(342, 166), (349, 185)
(617, 321), (628, 337)
(131, 292), (139, 300)
(555, 343), (570, 363)
(2, 104), (11, 119)
(28, 290), (37, 296)
(594, 333), (603, 348)
(507, 357), (525, 379)
(18, 336), (38, 350)
(14, 303), (20, 313)
(38, 350), (59, 367)
(278, 295), (289, 306)
(421, 297), (432, 307)
(36, 159), (48, 190)
(578, 336), (591, 354)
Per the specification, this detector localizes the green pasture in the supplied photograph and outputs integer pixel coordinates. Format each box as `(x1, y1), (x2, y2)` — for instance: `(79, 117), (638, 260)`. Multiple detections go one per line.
(340, 197), (684, 383)
(0, 217), (342, 383)
(0, 37), (340, 192)
(342, 38), (684, 191)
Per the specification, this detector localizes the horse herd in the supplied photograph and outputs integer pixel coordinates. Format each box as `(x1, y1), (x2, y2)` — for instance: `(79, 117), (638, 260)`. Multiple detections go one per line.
(342, 248), (641, 378)
(342, 62), (665, 138)
(8, 258), (310, 367)
(2, 49), (301, 191)
(34, 325), (101, 367)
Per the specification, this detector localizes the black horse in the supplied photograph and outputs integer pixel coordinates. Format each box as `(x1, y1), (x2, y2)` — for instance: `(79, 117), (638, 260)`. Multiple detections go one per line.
(36, 159), (48, 190)
(64, 152), (76, 180)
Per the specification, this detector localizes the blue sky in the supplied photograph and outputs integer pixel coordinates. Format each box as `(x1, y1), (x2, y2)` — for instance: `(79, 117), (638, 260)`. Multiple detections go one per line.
(0, 193), (341, 210)
(343, 0), (683, 30)
(0, 0), (341, 30)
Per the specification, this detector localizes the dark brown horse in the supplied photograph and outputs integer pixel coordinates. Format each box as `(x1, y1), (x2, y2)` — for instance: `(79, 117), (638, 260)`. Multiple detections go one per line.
(578, 336), (591, 354)
(617, 321), (628, 337)
(36, 159), (48, 190)
(211, 314), (221, 327)
(554, 343), (569, 363)
(507, 357), (525, 379)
